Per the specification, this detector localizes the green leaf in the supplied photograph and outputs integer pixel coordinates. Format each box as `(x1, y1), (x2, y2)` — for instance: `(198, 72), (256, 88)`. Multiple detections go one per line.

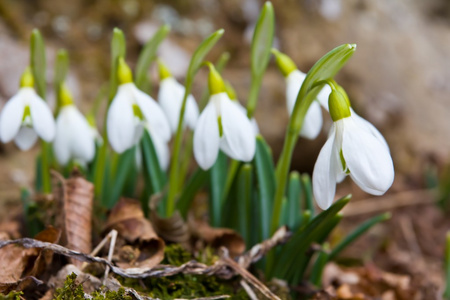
(254, 135), (276, 240)
(328, 212), (391, 261)
(236, 164), (253, 246)
(301, 173), (315, 216)
(106, 147), (135, 208)
(251, 1), (275, 77)
(141, 130), (166, 194)
(109, 28), (126, 101)
(210, 151), (227, 227)
(444, 232), (450, 299)
(54, 49), (69, 113)
(286, 171), (303, 230)
(309, 243), (330, 287)
(135, 24), (170, 91)
(178, 168), (209, 219)
(30, 29), (47, 99)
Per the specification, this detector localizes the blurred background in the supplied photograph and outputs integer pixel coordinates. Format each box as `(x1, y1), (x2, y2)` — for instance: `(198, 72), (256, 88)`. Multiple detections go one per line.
(0, 0), (450, 295)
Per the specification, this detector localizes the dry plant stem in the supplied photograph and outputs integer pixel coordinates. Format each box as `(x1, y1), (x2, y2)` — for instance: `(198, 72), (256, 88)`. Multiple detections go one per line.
(398, 216), (422, 255)
(240, 279), (258, 300)
(342, 189), (435, 216)
(104, 229), (118, 280)
(0, 227), (291, 280)
(81, 230), (117, 271)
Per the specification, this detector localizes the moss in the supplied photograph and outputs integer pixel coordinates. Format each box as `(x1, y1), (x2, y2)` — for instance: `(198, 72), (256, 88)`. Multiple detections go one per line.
(163, 243), (192, 266)
(0, 291), (23, 300)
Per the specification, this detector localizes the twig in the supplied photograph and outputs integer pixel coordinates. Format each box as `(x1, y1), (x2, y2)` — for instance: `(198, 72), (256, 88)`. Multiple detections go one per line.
(81, 229), (116, 271)
(240, 280), (258, 300)
(342, 189), (435, 217)
(398, 216), (422, 255)
(0, 226), (291, 281)
(104, 230), (118, 281)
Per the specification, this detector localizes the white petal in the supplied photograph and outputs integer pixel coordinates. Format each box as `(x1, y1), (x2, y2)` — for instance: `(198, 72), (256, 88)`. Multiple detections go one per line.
(342, 117), (394, 195)
(351, 108), (390, 152)
(193, 102), (220, 170)
(313, 130), (339, 210)
(317, 84), (332, 110)
(286, 70), (306, 115)
(132, 84), (171, 142)
(234, 100), (259, 136)
(185, 94), (199, 130)
(158, 78), (183, 133)
(107, 85), (136, 153)
(14, 127), (38, 151)
(149, 129), (170, 171)
(66, 106), (96, 164)
(28, 91), (55, 142)
(219, 94), (256, 162)
(0, 89), (27, 143)
(53, 110), (72, 165)
(299, 100), (323, 139)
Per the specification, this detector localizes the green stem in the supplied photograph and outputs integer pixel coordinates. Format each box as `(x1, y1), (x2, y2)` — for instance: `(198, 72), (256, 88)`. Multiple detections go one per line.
(166, 80), (193, 217)
(444, 232), (450, 299)
(246, 74), (262, 118)
(41, 141), (51, 194)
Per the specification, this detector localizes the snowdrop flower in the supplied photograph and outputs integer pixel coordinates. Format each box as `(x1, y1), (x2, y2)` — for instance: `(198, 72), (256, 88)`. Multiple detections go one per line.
(313, 89), (394, 210)
(224, 81), (259, 136)
(273, 49), (329, 140)
(107, 58), (171, 158)
(193, 63), (256, 170)
(52, 86), (95, 166)
(157, 60), (199, 134)
(0, 68), (55, 150)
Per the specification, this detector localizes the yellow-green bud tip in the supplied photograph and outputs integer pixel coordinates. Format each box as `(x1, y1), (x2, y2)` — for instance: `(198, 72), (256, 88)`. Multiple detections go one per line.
(157, 59), (172, 80)
(117, 57), (133, 84)
(224, 81), (237, 100)
(59, 84), (74, 107)
(271, 48), (297, 77)
(206, 62), (225, 95)
(328, 90), (351, 122)
(20, 67), (34, 88)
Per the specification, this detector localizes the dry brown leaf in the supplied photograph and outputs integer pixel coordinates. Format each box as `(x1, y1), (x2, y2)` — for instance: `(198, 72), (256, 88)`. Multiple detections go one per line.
(0, 226), (60, 293)
(149, 195), (190, 244)
(189, 217), (245, 257)
(105, 198), (165, 269)
(64, 171), (94, 268)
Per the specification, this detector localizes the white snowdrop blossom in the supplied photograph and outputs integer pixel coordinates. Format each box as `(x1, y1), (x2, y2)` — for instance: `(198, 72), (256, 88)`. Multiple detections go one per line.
(312, 90), (394, 210)
(193, 64), (256, 170)
(0, 70), (55, 150)
(106, 59), (171, 156)
(53, 101), (96, 166)
(158, 77), (199, 134)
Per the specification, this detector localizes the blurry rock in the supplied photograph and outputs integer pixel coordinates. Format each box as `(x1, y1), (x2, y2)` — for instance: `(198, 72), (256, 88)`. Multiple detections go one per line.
(134, 20), (190, 78)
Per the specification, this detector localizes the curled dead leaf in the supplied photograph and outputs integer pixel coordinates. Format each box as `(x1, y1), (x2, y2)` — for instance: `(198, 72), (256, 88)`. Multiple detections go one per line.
(105, 198), (164, 269)
(189, 217), (245, 257)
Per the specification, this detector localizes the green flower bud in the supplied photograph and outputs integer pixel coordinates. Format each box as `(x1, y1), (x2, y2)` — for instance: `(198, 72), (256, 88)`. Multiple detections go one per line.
(328, 90), (351, 122)
(271, 48), (297, 77)
(224, 81), (237, 101)
(20, 67), (34, 88)
(59, 84), (74, 107)
(117, 57), (133, 84)
(157, 59), (172, 80)
(336, 84), (351, 107)
(206, 62), (225, 95)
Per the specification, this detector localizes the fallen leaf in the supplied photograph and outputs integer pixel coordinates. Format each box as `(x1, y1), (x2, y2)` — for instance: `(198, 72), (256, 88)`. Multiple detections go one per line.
(105, 198), (165, 269)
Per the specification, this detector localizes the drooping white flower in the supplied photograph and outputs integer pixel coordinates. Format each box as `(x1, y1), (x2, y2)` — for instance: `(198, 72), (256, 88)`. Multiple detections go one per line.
(157, 61), (199, 134)
(52, 87), (95, 166)
(0, 69), (55, 151)
(193, 64), (256, 170)
(106, 58), (171, 155)
(312, 90), (394, 210)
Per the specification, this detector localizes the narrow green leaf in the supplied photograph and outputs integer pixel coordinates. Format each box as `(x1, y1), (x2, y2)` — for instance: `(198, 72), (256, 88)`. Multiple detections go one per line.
(301, 173), (315, 216)
(309, 244), (330, 287)
(54, 49), (69, 113)
(251, 1), (274, 77)
(30, 29), (47, 99)
(444, 232), (450, 299)
(135, 24), (170, 91)
(108, 28), (126, 101)
(178, 168), (209, 219)
(328, 212), (391, 261)
(141, 130), (166, 194)
(107, 147), (135, 208)
(236, 164), (253, 246)
(254, 135), (276, 240)
(210, 151), (227, 227)
(287, 171), (303, 230)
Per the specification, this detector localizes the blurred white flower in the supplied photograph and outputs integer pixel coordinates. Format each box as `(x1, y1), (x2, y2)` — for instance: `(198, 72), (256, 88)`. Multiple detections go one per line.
(313, 90), (394, 210)
(107, 82), (171, 154)
(0, 86), (55, 150)
(53, 104), (95, 166)
(158, 77), (199, 134)
(194, 92), (256, 170)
